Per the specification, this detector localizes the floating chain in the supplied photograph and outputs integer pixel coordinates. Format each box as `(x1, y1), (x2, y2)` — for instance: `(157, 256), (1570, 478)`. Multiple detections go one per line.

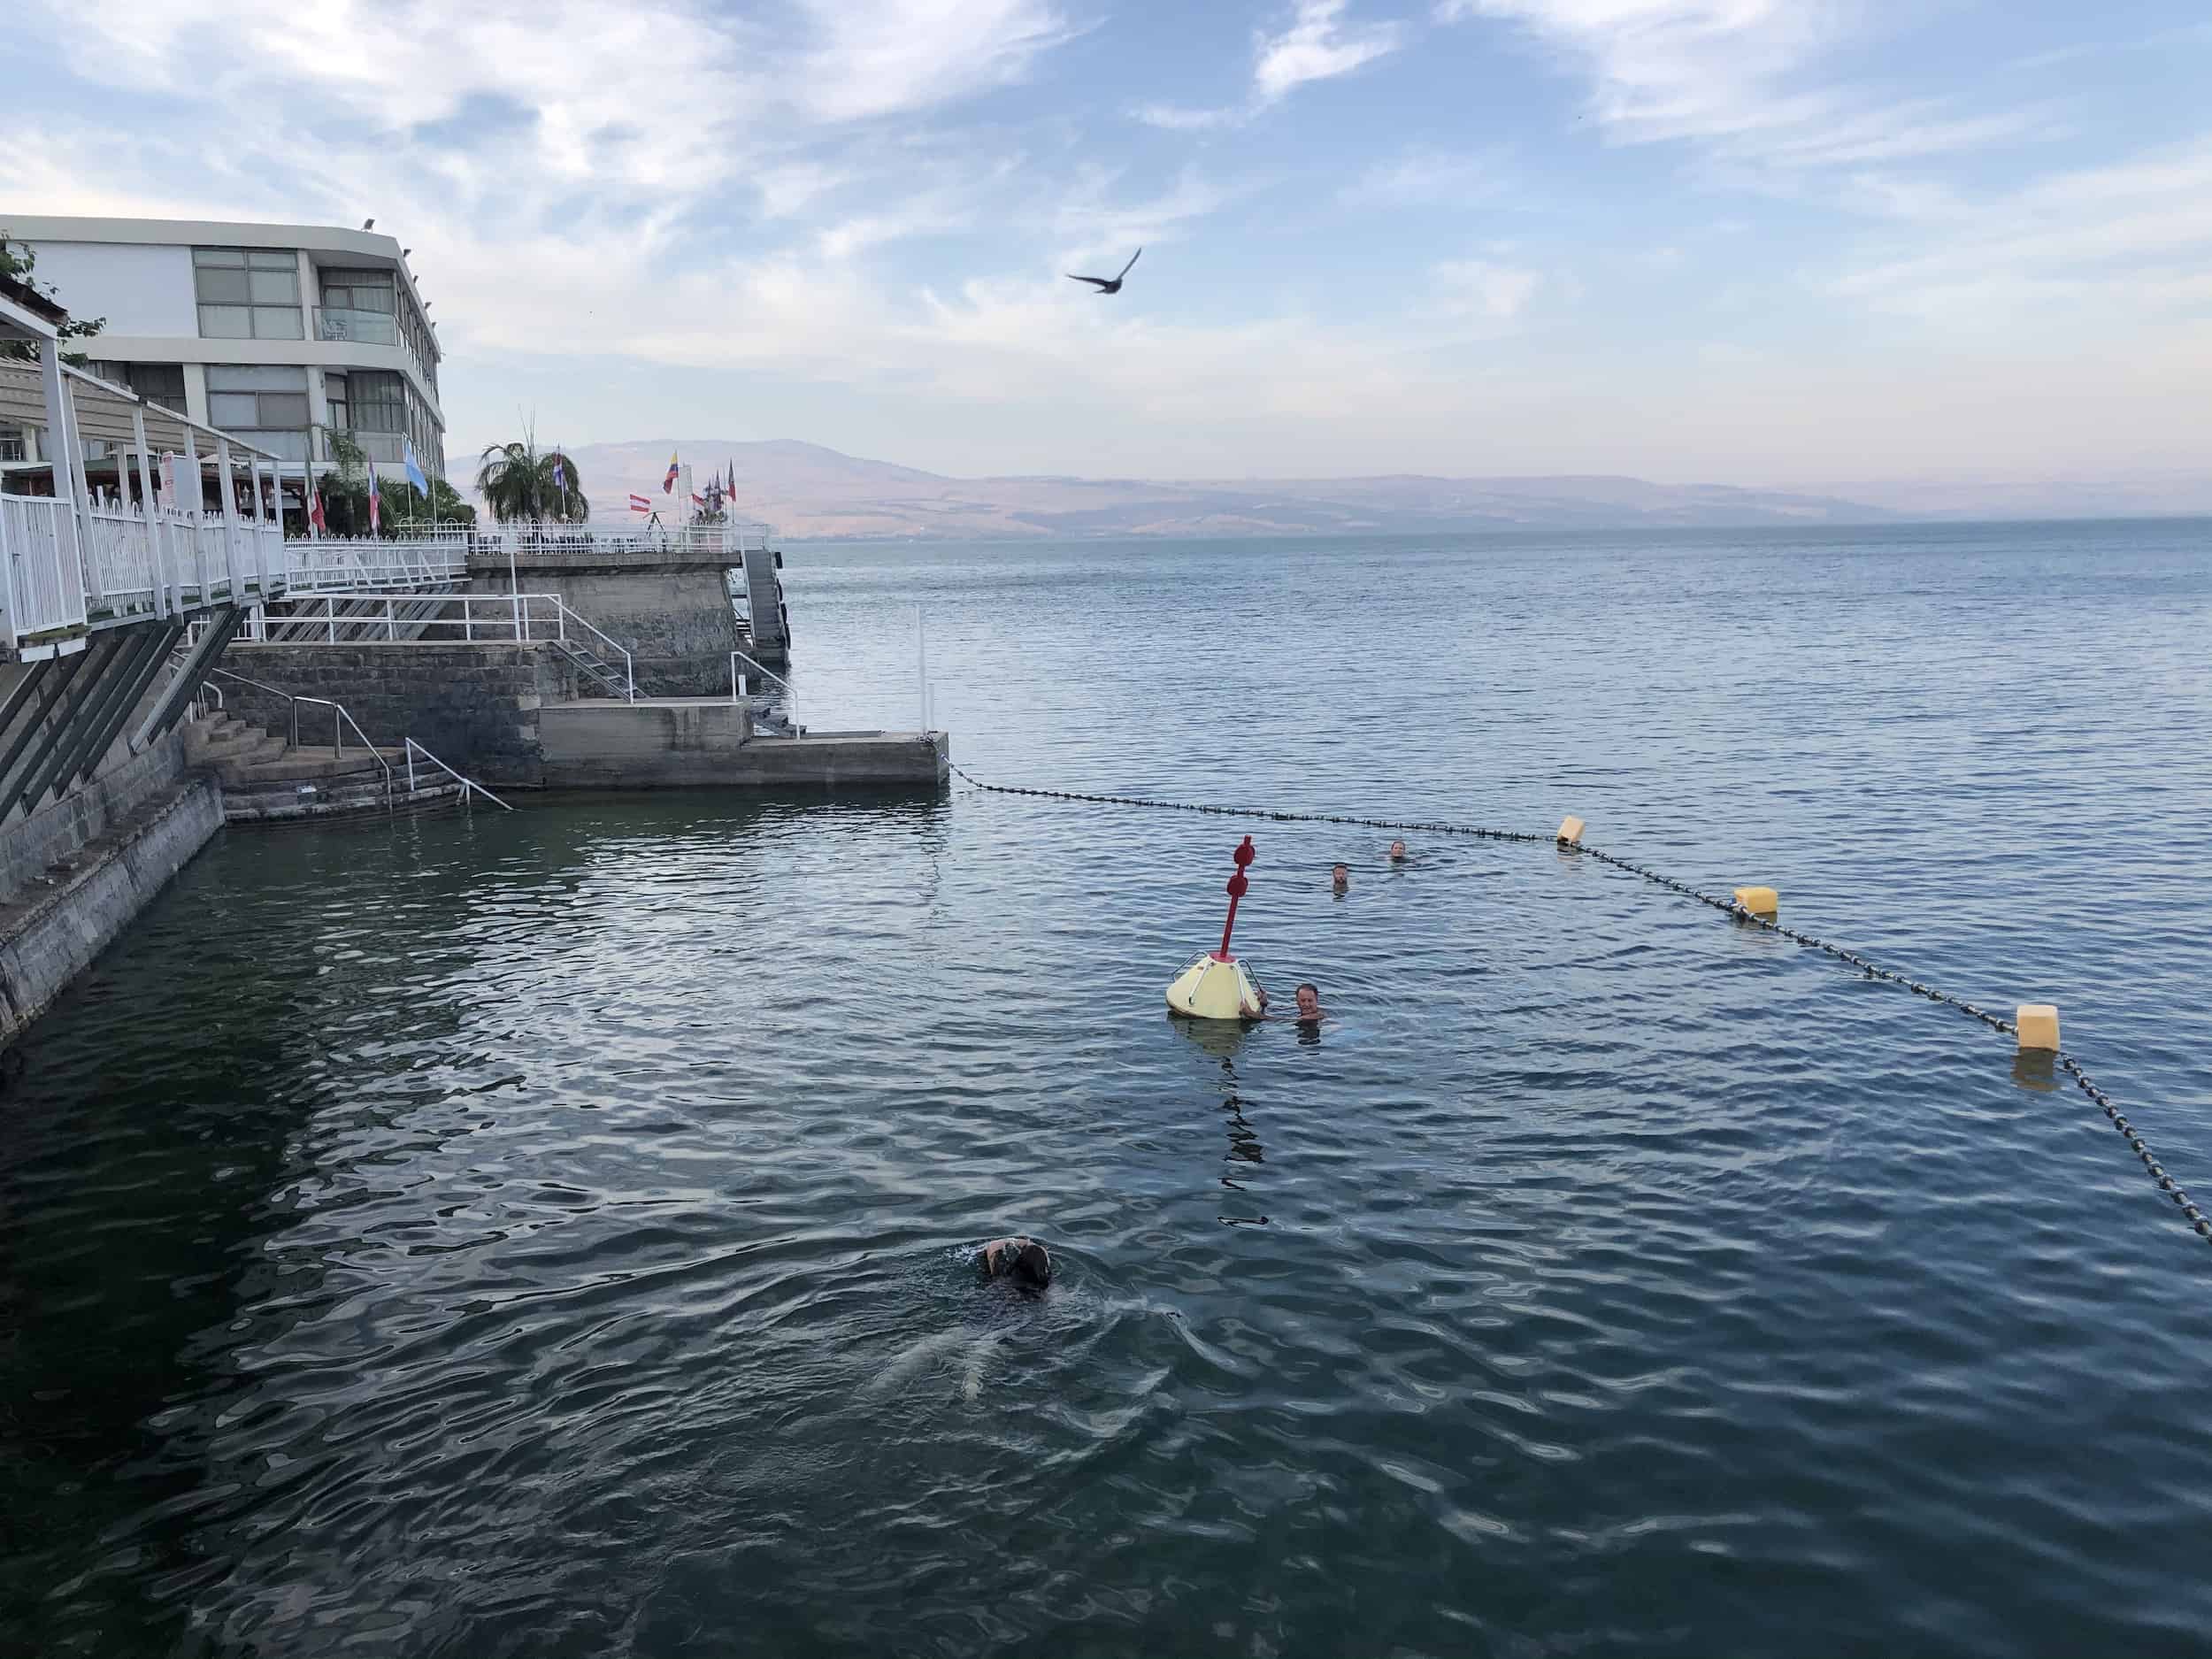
(950, 764), (2206, 1248)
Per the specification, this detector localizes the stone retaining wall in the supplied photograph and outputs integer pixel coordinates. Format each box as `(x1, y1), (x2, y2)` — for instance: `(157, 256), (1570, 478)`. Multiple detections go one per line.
(0, 773), (223, 1049)
(467, 568), (747, 697)
(0, 726), (190, 908)
(219, 641), (575, 787)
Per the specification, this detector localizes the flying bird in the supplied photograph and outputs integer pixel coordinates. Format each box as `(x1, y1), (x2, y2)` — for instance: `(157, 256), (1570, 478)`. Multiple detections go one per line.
(1066, 247), (1141, 295)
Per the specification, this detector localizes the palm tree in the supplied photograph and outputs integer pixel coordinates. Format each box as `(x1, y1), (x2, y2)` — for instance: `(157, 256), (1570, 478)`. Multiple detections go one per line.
(474, 438), (588, 524)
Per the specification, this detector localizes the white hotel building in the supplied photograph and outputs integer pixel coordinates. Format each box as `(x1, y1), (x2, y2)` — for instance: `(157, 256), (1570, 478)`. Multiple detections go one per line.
(1, 216), (445, 490)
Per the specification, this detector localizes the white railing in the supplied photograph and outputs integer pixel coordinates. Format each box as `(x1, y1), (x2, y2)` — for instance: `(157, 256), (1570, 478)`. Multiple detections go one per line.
(86, 505), (157, 612)
(285, 532), (468, 592)
(238, 590), (636, 697)
(0, 490), (296, 647)
(0, 494), (90, 641)
(403, 738), (512, 811)
(488, 521), (775, 561)
(730, 649), (799, 732)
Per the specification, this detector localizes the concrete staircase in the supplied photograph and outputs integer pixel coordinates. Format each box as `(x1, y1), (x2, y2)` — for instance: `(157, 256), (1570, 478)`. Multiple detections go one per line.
(183, 712), (467, 824)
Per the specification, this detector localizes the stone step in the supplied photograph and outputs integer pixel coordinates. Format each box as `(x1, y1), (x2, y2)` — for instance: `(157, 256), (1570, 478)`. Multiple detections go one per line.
(221, 747), (407, 787)
(223, 780), (466, 826)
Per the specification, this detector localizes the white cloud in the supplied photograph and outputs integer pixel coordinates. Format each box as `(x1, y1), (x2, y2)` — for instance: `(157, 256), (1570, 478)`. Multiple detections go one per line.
(1431, 258), (1542, 319)
(1053, 166), (1232, 269)
(1132, 103), (1242, 131)
(1343, 146), (1511, 207)
(1830, 136), (2212, 323)
(1255, 0), (1404, 104)
(791, 0), (1079, 122)
(1438, 0), (2032, 173)
(1132, 0), (1402, 129)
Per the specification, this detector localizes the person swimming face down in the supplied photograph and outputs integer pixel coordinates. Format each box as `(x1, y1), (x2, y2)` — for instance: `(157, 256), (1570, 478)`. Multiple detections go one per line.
(979, 1236), (1052, 1289)
(1332, 863), (1350, 894)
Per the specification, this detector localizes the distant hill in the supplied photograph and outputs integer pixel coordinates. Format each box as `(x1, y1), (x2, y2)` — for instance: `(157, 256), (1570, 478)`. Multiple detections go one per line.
(489, 439), (2200, 541)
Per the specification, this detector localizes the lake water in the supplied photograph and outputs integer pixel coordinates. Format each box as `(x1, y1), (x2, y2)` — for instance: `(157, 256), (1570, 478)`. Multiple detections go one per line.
(3, 519), (2209, 1656)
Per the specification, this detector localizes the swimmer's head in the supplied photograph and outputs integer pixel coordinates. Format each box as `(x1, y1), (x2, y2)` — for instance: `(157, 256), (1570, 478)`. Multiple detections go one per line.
(1388, 840), (1407, 861)
(983, 1236), (1052, 1289)
(1294, 982), (1321, 1018)
(1331, 863), (1350, 889)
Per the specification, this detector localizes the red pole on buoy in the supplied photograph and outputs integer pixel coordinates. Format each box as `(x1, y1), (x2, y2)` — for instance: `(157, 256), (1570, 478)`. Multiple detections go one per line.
(1215, 836), (1256, 961)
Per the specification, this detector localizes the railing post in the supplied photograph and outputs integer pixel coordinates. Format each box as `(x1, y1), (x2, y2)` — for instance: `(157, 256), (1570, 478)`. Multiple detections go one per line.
(130, 404), (166, 620)
(213, 437), (243, 598)
(385, 596), (394, 640)
(288, 699), (299, 749)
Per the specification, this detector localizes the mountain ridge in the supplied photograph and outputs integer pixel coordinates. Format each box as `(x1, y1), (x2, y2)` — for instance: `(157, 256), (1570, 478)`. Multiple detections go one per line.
(478, 438), (2208, 539)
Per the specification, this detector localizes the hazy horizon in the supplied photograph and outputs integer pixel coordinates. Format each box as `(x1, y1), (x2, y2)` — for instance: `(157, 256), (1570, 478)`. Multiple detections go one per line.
(6, 2), (2209, 486)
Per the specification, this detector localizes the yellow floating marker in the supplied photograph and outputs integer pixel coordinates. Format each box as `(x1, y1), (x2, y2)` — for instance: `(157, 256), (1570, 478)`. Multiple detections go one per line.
(1733, 885), (1779, 917)
(1165, 951), (1264, 1020)
(1557, 815), (1586, 846)
(2016, 1003), (2062, 1051)
(1166, 835), (1265, 1022)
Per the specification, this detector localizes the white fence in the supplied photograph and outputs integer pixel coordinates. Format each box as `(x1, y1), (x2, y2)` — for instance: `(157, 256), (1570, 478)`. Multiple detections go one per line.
(0, 494), (288, 651)
(285, 532), (469, 592)
(0, 494), (88, 642)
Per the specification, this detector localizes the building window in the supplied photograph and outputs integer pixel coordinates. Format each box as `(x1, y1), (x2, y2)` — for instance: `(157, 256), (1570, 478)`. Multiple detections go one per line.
(349, 369), (406, 434)
(0, 428), (27, 464)
(195, 247), (303, 340)
(205, 365), (311, 460)
(319, 268), (398, 345)
(123, 363), (188, 413)
(325, 372), (349, 434)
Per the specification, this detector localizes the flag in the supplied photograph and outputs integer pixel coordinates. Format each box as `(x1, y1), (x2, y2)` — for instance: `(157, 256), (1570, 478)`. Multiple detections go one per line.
(552, 454), (566, 492)
(402, 435), (429, 495)
(663, 451), (680, 494)
(309, 486), (326, 533)
(727, 460), (737, 503)
(628, 493), (651, 513)
(367, 465), (381, 534)
(691, 491), (706, 508)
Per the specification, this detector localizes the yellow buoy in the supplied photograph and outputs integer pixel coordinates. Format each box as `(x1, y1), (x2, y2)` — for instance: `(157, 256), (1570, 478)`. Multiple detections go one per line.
(2016, 1003), (2061, 1051)
(1733, 885), (1779, 917)
(1165, 951), (1264, 1020)
(1557, 815), (1586, 845)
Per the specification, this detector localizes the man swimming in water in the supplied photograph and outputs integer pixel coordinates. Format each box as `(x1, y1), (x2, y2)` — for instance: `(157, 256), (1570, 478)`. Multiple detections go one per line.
(979, 1236), (1052, 1288)
(1242, 982), (1328, 1023)
(1332, 863), (1351, 894)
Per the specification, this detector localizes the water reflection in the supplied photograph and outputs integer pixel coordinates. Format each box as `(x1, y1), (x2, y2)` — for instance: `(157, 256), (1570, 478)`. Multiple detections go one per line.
(1169, 1017), (1270, 1226)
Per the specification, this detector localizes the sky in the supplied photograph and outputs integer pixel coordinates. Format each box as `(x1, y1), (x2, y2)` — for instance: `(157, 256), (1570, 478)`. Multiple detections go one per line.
(4, 0), (2209, 486)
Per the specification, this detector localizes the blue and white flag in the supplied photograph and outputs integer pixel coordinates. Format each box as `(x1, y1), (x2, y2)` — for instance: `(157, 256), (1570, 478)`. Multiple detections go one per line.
(402, 436), (429, 495)
(552, 454), (566, 491)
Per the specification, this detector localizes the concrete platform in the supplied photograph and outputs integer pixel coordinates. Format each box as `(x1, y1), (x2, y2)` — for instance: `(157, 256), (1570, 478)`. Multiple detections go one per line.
(537, 698), (948, 789)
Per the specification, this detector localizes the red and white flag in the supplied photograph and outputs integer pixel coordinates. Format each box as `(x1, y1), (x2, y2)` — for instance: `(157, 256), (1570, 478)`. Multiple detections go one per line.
(691, 491), (705, 508)
(628, 493), (651, 513)
(309, 486), (326, 533)
(367, 465), (381, 533)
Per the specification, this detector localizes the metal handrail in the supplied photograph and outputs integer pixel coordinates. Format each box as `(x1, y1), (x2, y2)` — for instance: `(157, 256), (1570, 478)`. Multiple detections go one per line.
(236, 591), (635, 699)
(403, 738), (512, 812)
(730, 649), (799, 732)
(207, 667), (394, 809)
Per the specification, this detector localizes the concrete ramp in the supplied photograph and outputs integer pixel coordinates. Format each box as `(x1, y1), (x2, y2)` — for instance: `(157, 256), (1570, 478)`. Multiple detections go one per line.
(538, 699), (946, 789)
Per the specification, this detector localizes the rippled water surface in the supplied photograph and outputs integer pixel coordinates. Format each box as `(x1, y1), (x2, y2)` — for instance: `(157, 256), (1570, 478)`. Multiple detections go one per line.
(4, 520), (2209, 1657)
